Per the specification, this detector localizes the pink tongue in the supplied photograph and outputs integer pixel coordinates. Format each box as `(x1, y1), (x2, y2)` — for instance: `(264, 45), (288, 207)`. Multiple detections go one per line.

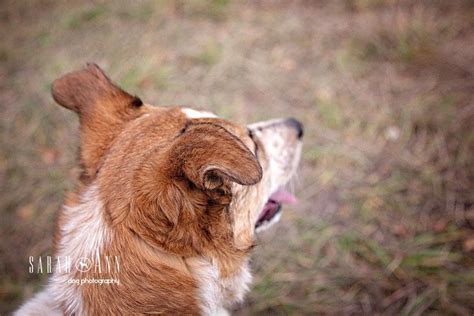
(269, 189), (298, 205)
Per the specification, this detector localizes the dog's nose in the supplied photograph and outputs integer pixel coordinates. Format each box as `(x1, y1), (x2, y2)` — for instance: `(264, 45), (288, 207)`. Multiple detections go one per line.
(285, 118), (304, 139)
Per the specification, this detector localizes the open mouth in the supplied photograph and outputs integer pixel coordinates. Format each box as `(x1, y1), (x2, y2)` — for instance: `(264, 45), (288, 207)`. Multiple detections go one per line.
(255, 189), (297, 230)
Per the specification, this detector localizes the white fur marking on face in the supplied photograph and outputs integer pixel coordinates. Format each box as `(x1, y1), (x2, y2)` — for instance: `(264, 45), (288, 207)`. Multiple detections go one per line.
(249, 119), (302, 195)
(182, 108), (217, 119)
(247, 118), (285, 130)
(188, 257), (252, 315)
(248, 118), (302, 235)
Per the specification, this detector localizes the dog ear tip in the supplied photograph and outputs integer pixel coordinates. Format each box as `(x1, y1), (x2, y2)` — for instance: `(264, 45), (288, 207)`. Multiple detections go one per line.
(51, 76), (71, 109)
(85, 62), (101, 72)
(248, 173), (263, 186)
(50, 64), (116, 112)
(236, 168), (263, 186)
(85, 63), (108, 80)
(247, 160), (263, 185)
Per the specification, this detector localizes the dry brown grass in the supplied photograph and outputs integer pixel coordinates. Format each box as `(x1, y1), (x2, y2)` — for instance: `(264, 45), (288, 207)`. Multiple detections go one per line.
(1, 0), (473, 314)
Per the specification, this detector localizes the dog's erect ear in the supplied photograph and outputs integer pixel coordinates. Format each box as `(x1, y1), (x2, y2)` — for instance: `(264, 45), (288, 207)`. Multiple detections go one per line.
(52, 63), (146, 182)
(169, 124), (262, 190)
(52, 63), (143, 116)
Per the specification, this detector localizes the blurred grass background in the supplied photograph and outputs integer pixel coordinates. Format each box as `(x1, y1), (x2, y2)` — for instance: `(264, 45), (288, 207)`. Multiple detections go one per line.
(1, 0), (473, 314)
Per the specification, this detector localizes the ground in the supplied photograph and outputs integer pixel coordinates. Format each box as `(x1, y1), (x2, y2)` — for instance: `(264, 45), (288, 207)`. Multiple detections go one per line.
(1, 0), (473, 314)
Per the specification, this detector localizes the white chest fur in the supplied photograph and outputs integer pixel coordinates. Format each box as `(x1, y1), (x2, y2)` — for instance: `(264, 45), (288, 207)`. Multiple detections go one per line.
(187, 257), (252, 315)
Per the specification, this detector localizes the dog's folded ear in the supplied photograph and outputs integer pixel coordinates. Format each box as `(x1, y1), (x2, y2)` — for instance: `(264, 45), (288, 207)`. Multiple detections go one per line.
(169, 124), (262, 190)
(118, 123), (262, 255)
(51, 63), (146, 182)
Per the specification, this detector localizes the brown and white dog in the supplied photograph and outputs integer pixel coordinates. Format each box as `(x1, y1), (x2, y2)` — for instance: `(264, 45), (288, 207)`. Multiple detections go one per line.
(16, 64), (303, 315)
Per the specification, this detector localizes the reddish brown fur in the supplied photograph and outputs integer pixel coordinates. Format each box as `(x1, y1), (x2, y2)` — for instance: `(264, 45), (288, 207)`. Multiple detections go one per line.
(50, 64), (263, 314)
(76, 226), (202, 314)
(51, 63), (148, 184)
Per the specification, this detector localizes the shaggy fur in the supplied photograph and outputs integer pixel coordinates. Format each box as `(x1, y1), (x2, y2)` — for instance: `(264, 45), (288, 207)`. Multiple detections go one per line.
(16, 64), (302, 315)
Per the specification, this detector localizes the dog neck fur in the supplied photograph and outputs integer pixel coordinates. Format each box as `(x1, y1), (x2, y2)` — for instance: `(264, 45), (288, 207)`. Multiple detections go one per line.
(52, 185), (109, 315)
(15, 185), (108, 315)
(17, 183), (253, 315)
(187, 257), (252, 316)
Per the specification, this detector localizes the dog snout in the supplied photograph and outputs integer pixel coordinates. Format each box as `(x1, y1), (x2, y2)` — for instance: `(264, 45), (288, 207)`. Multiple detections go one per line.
(285, 118), (304, 139)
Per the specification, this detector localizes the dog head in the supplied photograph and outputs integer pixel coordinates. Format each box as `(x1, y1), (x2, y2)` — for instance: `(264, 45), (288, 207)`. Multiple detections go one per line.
(52, 64), (302, 258)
